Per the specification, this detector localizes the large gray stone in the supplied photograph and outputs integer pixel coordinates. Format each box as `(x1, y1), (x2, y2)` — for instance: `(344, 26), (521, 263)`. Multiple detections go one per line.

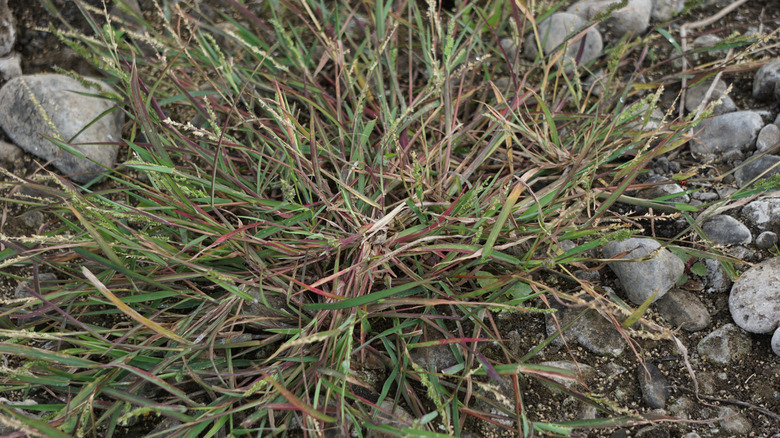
(753, 59), (780, 101)
(545, 304), (625, 357)
(684, 79), (736, 115)
(524, 12), (602, 72)
(735, 154), (780, 187)
(690, 111), (763, 156)
(655, 288), (710, 331)
(729, 257), (780, 334)
(602, 238), (684, 305)
(0, 74), (123, 183)
(743, 197), (780, 230)
(701, 215), (752, 245)
(567, 0), (652, 37)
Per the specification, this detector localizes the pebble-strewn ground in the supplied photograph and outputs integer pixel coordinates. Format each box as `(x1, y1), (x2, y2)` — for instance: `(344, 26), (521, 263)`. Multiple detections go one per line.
(0, 0), (779, 436)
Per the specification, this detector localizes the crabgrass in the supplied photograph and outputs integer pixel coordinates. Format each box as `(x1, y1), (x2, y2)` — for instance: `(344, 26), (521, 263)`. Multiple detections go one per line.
(0, 0), (770, 436)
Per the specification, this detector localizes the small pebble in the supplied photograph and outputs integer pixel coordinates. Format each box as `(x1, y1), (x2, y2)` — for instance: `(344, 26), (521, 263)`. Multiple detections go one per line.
(697, 324), (752, 365)
(719, 406), (752, 435)
(754, 58), (780, 101)
(756, 231), (778, 250)
(0, 51), (21, 81)
(756, 124), (780, 152)
(637, 362), (669, 408)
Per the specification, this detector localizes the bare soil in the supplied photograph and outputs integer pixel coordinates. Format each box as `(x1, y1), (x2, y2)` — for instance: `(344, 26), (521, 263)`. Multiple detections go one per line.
(2, 1), (780, 437)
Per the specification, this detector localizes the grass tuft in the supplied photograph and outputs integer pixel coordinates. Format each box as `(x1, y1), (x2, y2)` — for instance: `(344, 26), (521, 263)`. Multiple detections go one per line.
(0, 0), (772, 436)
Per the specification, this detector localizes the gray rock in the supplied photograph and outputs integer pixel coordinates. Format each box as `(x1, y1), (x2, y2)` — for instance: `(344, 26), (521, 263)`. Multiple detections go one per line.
(682, 433), (700, 438)
(668, 396), (695, 419)
(756, 231), (778, 250)
(776, 80), (780, 102)
(651, 0), (684, 21)
(729, 257), (780, 334)
(655, 288), (710, 331)
(652, 156), (680, 175)
(499, 37), (520, 56)
(692, 190), (718, 202)
(0, 0), (14, 57)
(684, 79), (736, 115)
(0, 138), (22, 167)
(702, 0), (741, 6)
(635, 424), (670, 438)
(21, 210), (43, 229)
(546, 305), (626, 356)
(701, 215), (752, 245)
(692, 34), (722, 49)
(638, 175), (689, 203)
(637, 363), (669, 408)
(573, 269), (600, 283)
(669, 34), (724, 70)
(602, 238), (684, 305)
(410, 333), (458, 371)
(690, 111), (763, 156)
(0, 52), (20, 81)
(0, 74), (123, 183)
(524, 13), (603, 72)
(697, 323), (752, 365)
(734, 154), (780, 187)
(756, 124), (780, 152)
(567, 0), (652, 37)
(14, 273), (58, 299)
(754, 109), (776, 123)
(721, 149), (744, 165)
(628, 105), (665, 132)
(743, 197), (780, 231)
(474, 376), (517, 427)
(374, 399), (417, 430)
(772, 328), (780, 357)
(725, 245), (758, 263)
(719, 406), (752, 435)
(753, 59), (780, 101)
(241, 285), (294, 322)
(539, 360), (596, 391)
(583, 69), (607, 96)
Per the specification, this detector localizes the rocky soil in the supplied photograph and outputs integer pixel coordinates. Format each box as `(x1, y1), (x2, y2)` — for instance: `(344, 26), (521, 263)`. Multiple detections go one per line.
(0, 0), (780, 437)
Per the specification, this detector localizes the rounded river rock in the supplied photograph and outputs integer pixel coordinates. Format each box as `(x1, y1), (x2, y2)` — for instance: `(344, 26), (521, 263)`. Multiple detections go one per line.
(729, 257), (780, 334)
(0, 74), (122, 183)
(602, 238), (684, 305)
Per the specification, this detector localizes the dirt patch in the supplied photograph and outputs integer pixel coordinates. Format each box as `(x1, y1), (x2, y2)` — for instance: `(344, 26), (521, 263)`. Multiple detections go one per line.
(1, 1), (779, 437)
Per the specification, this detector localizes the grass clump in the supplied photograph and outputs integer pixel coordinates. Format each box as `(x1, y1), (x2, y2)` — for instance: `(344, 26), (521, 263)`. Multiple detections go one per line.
(0, 0), (766, 436)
